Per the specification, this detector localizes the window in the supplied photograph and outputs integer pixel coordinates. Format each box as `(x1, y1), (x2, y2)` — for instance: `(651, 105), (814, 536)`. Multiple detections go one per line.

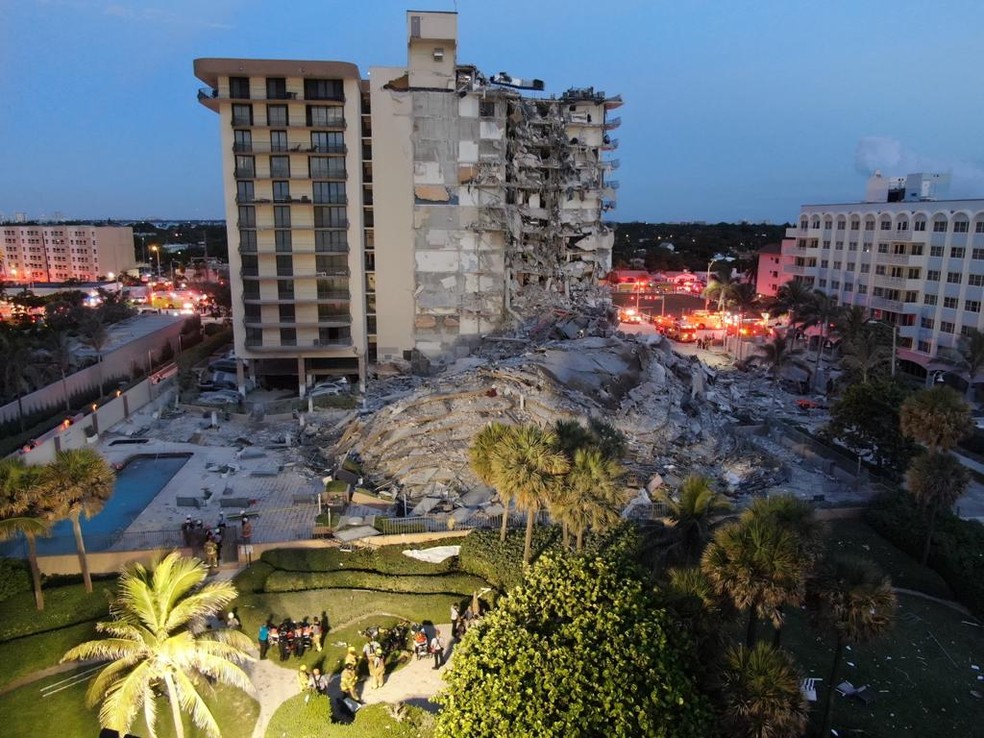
(846, 262), (856, 272)
(266, 77), (288, 99)
(933, 220), (948, 233)
(274, 206), (291, 228)
(927, 270), (941, 281)
(880, 219), (892, 231)
(823, 218), (832, 229)
(279, 328), (297, 345)
(267, 105), (288, 126)
(314, 206), (346, 228)
(892, 242), (906, 255)
(315, 230), (347, 252)
(277, 281), (294, 300)
(940, 321), (955, 334)
(275, 230), (292, 252)
(800, 219), (808, 230)
(837, 219), (846, 231)
(313, 182), (346, 204)
(278, 305), (296, 325)
(947, 272), (962, 284)
(309, 157), (345, 178)
(931, 246), (944, 257)
(311, 131), (344, 153)
(237, 205), (255, 227)
(240, 254), (258, 276)
(890, 267), (904, 278)
(904, 290), (918, 303)
(844, 282), (853, 292)
(833, 261), (842, 269)
(835, 241), (844, 250)
(233, 129), (252, 152)
(821, 259), (829, 268)
(229, 77), (250, 98)
(811, 217), (820, 228)
(232, 104), (253, 126)
(818, 279), (827, 288)
(877, 243), (889, 253)
(966, 300), (981, 313)
(273, 181), (291, 202)
(850, 219), (860, 231)
(275, 255), (293, 276)
(304, 78), (344, 101)
(239, 229), (256, 252)
(831, 280), (840, 289)
(921, 317), (935, 329)
(865, 219), (875, 231)
(875, 265), (886, 275)
(944, 296), (958, 309)
(907, 267), (921, 279)
(973, 249), (984, 260)
(924, 294), (938, 306)
(307, 105), (344, 127)
(918, 340), (931, 353)
(976, 221), (984, 234)
(270, 156), (290, 177)
(822, 240), (831, 250)
(872, 287), (884, 297)
(954, 220), (969, 233)
(970, 274), (984, 286)
(914, 219), (927, 232)
(235, 155), (255, 178)
(479, 100), (496, 118)
(848, 241), (858, 251)
(858, 284), (868, 294)
(898, 220), (909, 231)
(860, 264), (870, 273)
(952, 247), (966, 258)
(236, 181), (254, 203)
(270, 130), (288, 152)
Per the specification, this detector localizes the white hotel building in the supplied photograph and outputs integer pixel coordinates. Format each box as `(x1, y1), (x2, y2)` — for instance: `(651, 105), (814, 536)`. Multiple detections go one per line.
(782, 174), (984, 380)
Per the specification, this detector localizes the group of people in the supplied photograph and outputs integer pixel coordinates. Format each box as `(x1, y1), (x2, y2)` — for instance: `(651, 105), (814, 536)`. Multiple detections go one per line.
(257, 616), (324, 661)
(449, 603), (479, 639)
(181, 513), (255, 568)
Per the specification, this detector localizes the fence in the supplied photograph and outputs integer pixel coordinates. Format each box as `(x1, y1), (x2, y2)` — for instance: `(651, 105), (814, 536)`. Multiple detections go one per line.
(373, 511), (529, 536)
(0, 527), (186, 559)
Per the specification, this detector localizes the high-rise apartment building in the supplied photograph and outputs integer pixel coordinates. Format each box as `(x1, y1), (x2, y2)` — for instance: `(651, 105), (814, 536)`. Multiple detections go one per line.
(781, 173), (984, 377)
(194, 10), (619, 393)
(0, 225), (134, 284)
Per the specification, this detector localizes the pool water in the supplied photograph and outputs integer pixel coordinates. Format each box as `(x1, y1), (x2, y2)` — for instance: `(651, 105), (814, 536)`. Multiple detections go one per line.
(36, 453), (191, 555)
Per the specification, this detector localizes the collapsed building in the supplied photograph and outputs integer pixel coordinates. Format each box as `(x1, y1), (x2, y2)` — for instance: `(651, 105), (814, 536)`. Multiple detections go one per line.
(195, 9), (620, 393)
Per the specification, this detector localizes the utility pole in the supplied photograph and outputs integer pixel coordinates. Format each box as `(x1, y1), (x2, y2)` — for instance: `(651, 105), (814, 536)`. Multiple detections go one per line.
(891, 323), (897, 377)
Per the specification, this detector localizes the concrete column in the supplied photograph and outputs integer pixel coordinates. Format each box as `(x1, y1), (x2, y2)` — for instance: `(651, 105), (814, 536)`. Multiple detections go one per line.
(236, 358), (247, 397)
(297, 357), (306, 398)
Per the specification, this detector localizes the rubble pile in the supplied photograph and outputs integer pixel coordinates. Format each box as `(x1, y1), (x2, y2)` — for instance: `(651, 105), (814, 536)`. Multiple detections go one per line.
(335, 333), (787, 504)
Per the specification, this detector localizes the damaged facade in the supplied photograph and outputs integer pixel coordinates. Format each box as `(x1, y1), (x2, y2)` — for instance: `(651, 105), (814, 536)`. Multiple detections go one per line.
(195, 10), (619, 390)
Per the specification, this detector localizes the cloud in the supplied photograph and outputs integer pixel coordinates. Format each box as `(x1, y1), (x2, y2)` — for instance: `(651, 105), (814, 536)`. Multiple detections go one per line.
(854, 136), (984, 197)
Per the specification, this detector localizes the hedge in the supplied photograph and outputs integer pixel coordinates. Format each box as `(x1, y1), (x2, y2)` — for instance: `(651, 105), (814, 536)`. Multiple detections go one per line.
(264, 570), (488, 595)
(0, 580), (114, 642)
(0, 559), (31, 602)
(259, 538), (463, 576)
(866, 489), (984, 617)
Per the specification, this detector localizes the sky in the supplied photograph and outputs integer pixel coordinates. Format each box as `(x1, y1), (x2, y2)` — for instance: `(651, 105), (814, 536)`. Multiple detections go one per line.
(2, 0), (984, 223)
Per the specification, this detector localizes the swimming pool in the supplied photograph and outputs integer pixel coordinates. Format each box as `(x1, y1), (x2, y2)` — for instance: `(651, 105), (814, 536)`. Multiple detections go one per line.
(26, 453), (191, 556)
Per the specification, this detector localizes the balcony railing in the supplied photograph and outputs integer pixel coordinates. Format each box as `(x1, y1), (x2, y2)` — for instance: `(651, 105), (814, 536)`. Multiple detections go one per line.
(603, 116), (621, 130)
(601, 136), (619, 150)
(605, 180), (620, 190)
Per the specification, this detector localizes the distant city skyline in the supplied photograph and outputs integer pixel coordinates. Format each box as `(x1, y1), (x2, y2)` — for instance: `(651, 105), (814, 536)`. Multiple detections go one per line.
(2, 0), (983, 222)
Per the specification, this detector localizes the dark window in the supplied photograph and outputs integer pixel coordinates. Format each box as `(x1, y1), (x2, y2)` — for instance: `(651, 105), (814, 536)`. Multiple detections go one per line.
(315, 230), (347, 252)
(244, 304), (261, 322)
(311, 131), (344, 153)
(318, 304), (348, 321)
(229, 77), (250, 99)
(270, 130), (288, 152)
(309, 157), (345, 178)
(239, 229), (256, 252)
(278, 304), (295, 323)
(304, 79), (344, 101)
(237, 206), (255, 227)
(314, 206), (346, 228)
(316, 254), (347, 275)
(479, 100), (495, 118)
(270, 156), (290, 178)
(266, 77), (288, 99)
(277, 281), (294, 300)
(313, 182), (346, 204)
(275, 230), (292, 252)
(235, 155), (255, 178)
(273, 181), (291, 202)
(236, 181), (254, 203)
(245, 327), (261, 344)
(307, 106), (344, 127)
(267, 105), (288, 127)
(280, 327), (297, 345)
(240, 255), (258, 277)
(274, 206), (291, 228)
(232, 104), (253, 126)
(319, 326), (350, 345)
(234, 129), (252, 152)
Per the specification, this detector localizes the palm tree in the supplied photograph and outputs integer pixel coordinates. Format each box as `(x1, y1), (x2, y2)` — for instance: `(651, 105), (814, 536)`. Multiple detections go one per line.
(905, 451), (970, 565)
(61, 552), (255, 738)
(841, 324), (892, 383)
(808, 556), (896, 738)
(654, 474), (731, 566)
(743, 495), (826, 646)
(752, 335), (809, 390)
(43, 329), (76, 412)
(832, 305), (870, 347)
(899, 385), (972, 452)
(799, 291), (842, 389)
(0, 458), (53, 610)
(469, 422), (515, 542)
(0, 333), (40, 433)
(720, 642), (809, 738)
(702, 517), (807, 648)
(936, 327), (984, 401)
(560, 447), (625, 551)
(729, 283), (760, 359)
(80, 316), (110, 397)
(39, 449), (115, 593)
(704, 272), (741, 314)
(495, 424), (569, 565)
(770, 280), (815, 342)
(553, 419), (595, 459)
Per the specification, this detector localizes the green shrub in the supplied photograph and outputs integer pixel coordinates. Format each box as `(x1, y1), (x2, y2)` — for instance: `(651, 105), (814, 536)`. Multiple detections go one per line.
(260, 539), (463, 576)
(264, 569), (487, 595)
(232, 561), (275, 594)
(459, 527), (560, 592)
(324, 480), (349, 495)
(866, 489), (984, 616)
(265, 696), (435, 738)
(0, 559), (31, 602)
(0, 580), (113, 642)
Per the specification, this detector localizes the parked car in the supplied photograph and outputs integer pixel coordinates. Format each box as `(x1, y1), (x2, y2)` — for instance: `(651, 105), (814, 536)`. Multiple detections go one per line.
(308, 383), (346, 398)
(196, 390), (241, 406)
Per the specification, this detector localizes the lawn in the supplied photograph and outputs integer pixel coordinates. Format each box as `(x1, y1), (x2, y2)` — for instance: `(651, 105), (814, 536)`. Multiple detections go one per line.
(780, 594), (984, 737)
(0, 620), (97, 690)
(266, 697), (435, 738)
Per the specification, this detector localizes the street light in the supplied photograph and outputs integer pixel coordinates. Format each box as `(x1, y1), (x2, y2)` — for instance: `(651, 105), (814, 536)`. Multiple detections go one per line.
(150, 245), (161, 277)
(704, 259), (718, 311)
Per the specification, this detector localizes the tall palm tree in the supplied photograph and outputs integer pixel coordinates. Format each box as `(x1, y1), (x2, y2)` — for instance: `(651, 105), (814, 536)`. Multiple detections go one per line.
(770, 280), (815, 341)
(936, 327), (984, 401)
(61, 552), (255, 738)
(729, 283), (760, 359)
(905, 451), (970, 565)
(654, 474), (731, 566)
(799, 291), (842, 389)
(899, 385), (972, 452)
(43, 329), (76, 412)
(832, 304), (870, 347)
(0, 333), (40, 433)
(752, 335), (809, 389)
(495, 424), (569, 565)
(720, 642), (809, 738)
(39, 449), (115, 593)
(80, 316), (110, 397)
(808, 556), (896, 738)
(469, 422), (515, 542)
(553, 419), (595, 459)
(743, 495), (826, 646)
(561, 447), (625, 551)
(0, 458), (53, 610)
(702, 517), (807, 649)
(841, 324), (892, 383)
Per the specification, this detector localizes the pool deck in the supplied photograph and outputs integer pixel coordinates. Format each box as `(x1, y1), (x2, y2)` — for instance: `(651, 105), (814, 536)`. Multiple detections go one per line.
(99, 395), (333, 546)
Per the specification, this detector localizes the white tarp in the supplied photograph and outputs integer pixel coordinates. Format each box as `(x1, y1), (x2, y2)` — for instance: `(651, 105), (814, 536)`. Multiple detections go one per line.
(402, 545), (461, 564)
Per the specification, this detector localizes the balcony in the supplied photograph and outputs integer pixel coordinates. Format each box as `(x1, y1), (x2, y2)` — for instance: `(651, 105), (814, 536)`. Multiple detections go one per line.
(242, 292), (350, 305)
(603, 117), (621, 130)
(872, 273), (907, 289)
(601, 136), (619, 151)
(601, 158), (620, 170)
(785, 227), (802, 239)
(605, 180), (620, 190)
(244, 318), (350, 330)
(784, 264), (815, 276)
(604, 95), (623, 110)
(244, 339), (352, 353)
(868, 295), (905, 312)
(876, 252), (915, 267)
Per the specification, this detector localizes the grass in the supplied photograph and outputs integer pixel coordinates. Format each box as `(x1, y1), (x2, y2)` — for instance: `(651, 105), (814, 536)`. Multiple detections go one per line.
(0, 620), (97, 690)
(0, 676), (258, 738)
(263, 570), (488, 595)
(825, 518), (953, 599)
(779, 594), (984, 737)
(0, 579), (113, 642)
(266, 697), (435, 738)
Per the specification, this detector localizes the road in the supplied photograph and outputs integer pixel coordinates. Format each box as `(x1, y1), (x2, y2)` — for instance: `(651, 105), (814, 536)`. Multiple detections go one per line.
(610, 291), (705, 320)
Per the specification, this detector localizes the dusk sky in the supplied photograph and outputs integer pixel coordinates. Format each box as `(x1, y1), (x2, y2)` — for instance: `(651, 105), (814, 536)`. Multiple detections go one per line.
(3, 0), (984, 223)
